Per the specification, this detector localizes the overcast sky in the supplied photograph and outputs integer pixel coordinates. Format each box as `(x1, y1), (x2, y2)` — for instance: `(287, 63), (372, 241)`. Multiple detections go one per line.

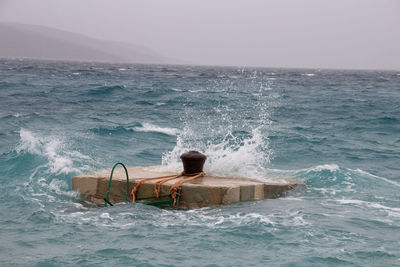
(1, 0), (400, 70)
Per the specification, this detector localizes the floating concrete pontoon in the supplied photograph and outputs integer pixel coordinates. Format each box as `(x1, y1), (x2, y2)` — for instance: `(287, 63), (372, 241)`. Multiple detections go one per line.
(72, 165), (299, 209)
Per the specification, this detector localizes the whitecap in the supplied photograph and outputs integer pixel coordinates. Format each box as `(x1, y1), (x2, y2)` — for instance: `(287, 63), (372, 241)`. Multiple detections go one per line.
(16, 128), (93, 175)
(305, 164), (340, 173)
(188, 89), (206, 93)
(265, 164), (342, 177)
(336, 199), (400, 217)
(281, 197), (304, 201)
(157, 210), (277, 228)
(133, 122), (179, 136)
(100, 212), (113, 220)
(352, 168), (400, 187)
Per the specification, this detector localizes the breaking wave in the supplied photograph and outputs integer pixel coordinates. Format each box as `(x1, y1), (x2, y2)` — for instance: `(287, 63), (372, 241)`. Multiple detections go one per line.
(16, 128), (93, 175)
(162, 126), (273, 179)
(132, 122), (179, 136)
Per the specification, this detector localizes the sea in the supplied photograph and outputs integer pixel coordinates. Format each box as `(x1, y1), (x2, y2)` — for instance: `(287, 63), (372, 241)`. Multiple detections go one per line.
(0, 58), (399, 266)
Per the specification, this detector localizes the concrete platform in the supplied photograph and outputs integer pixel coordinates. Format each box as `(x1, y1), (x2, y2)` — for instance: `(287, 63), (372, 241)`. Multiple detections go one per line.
(72, 165), (300, 209)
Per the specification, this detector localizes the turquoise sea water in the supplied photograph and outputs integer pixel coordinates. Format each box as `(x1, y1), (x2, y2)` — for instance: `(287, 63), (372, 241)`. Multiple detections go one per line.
(0, 58), (399, 266)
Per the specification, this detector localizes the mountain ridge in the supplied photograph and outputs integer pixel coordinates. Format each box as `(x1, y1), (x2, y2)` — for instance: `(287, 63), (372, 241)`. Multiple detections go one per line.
(0, 22), (169, 64)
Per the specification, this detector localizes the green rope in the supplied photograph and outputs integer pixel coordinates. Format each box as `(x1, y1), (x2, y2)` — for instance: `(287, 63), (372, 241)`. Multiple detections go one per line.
(104, 162), (129, 207)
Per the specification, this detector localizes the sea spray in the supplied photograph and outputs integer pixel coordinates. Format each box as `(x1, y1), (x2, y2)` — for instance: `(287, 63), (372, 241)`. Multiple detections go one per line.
(161, 72), (277, 178)
(162, 126), (273, 179)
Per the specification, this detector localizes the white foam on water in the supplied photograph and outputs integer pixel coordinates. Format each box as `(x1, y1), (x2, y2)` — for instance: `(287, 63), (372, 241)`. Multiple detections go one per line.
(219, 212), (276, 227)
(48, 179), (78, 198)
(133, 122), (179, 136)
(292, 214), (308, 226)
(17, 128), (92, 175)
(352, 168), (400, 187)
(306, 164), (340, 173)
(53, 203), (312, 231)
(266, 164), (342, 176)
(99, 212), (113, 220)
(313, 187), (338, 196)
(281, 197), (304, 201)
(302, 73), (315, 77)
(155, 209), (278, 229)
(188, 89), (206, 93)
(336, 199), (400, 217)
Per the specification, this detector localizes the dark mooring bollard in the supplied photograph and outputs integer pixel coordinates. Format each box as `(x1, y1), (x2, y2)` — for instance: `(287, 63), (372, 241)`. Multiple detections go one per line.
(180, 151), (207, 175)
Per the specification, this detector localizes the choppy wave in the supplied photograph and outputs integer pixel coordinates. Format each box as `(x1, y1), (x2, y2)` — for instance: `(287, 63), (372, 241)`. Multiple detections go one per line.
(132, 122), (179, 136)
(267, 163), (400, 199)
(353, 168), (400, 187)
(88, 123), (180, 136)
(16, 128), (93, 175)
(1, 59), (400, 266)
(336, 199), (400, 218)
(87, 85), (125, 95)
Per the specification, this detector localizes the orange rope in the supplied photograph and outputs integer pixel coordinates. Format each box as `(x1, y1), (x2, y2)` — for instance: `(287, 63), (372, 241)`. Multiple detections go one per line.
(154, 171), (184, 198)
(131, 174), (179, 203)
(131, 171), (206, 207)
(169, 172), (205, 206)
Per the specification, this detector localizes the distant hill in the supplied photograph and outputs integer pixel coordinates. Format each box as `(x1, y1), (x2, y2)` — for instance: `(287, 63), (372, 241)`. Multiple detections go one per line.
(0, 22), (168, 64)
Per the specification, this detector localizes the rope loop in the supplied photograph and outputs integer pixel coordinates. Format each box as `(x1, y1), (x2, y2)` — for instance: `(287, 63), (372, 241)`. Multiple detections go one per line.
(131, 171), (205, 207)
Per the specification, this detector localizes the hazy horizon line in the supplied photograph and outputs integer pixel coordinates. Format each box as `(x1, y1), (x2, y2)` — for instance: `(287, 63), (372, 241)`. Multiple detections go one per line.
(2, 56), (399, 73)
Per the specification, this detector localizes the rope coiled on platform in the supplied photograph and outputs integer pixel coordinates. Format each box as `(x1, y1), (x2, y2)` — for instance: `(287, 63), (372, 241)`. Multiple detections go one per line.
(130, 171), (205, 207)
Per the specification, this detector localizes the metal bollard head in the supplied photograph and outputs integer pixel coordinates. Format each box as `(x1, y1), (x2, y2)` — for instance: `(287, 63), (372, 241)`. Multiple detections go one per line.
(180, 151), (207, 175)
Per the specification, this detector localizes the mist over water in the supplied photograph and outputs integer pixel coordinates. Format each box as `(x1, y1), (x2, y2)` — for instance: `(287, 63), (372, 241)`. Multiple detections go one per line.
(0, 59), (399, 266)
